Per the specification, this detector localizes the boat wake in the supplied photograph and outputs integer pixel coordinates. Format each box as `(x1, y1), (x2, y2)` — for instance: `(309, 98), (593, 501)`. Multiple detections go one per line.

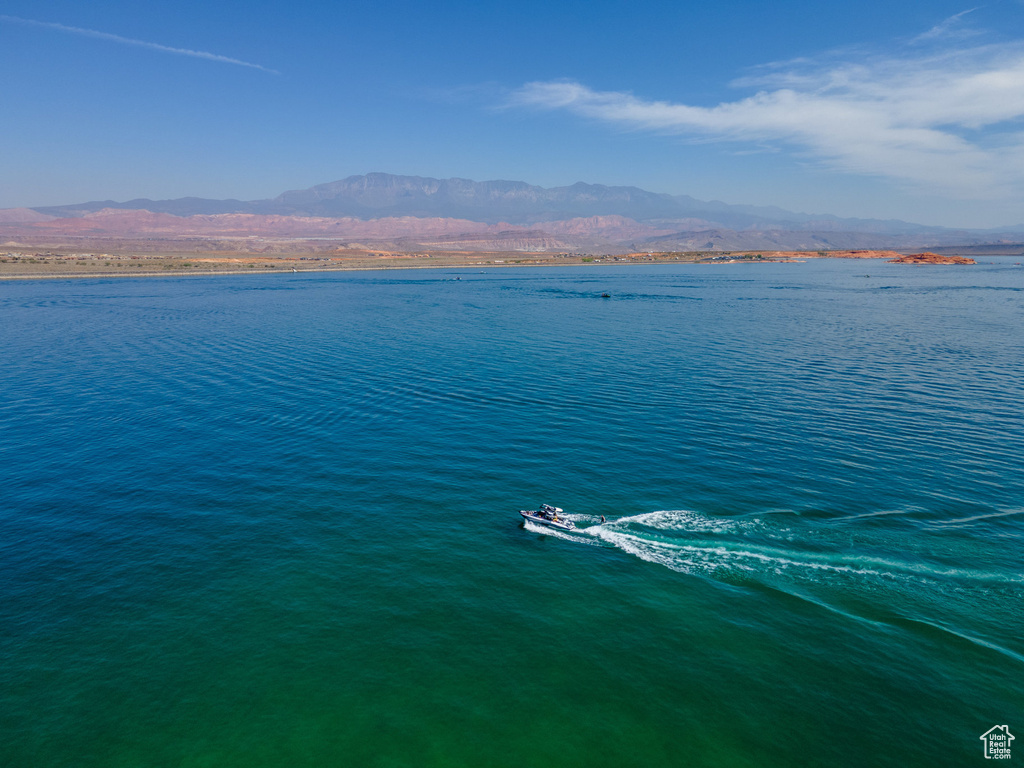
(524, 509), (1024, 589)
(542, 509), (1024, 667)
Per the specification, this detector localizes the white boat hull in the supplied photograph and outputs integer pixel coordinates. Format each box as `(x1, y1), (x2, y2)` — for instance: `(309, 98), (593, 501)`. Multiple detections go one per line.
(520, 510), (575, 531)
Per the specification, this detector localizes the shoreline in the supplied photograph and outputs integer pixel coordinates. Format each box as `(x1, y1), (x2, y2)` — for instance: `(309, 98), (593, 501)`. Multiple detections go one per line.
(0, 259), (810, 281)
(4, 247), (1003, 282)
(0, 249), (897, 281)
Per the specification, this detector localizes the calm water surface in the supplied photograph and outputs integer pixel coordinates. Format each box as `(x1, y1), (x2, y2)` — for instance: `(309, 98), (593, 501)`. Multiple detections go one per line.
(1, 260), (1022, 767)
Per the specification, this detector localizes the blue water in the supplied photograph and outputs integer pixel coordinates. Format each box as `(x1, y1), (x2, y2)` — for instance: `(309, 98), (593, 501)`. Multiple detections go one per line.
(1, 260), (1022, 767)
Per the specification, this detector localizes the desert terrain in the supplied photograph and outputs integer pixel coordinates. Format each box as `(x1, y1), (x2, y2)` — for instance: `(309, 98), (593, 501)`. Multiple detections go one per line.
(0, 241), (918, 280)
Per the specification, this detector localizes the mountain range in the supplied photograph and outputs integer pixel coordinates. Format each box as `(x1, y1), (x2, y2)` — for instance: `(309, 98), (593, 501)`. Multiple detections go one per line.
(4, 173), (1022, 252)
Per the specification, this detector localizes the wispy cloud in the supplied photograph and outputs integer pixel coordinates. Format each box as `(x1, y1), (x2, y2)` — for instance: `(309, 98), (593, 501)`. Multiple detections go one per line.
(0, 15), (279, 74)
(913, 8), (981, 42)
(508, 42), (1024, 197)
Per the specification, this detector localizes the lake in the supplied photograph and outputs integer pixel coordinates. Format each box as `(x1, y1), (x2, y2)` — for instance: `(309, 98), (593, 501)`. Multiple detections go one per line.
(2, 260), (1022, 767)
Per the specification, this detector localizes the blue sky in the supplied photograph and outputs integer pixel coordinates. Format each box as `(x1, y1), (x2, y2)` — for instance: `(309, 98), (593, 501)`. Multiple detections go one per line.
(3, 0), (1024, 227)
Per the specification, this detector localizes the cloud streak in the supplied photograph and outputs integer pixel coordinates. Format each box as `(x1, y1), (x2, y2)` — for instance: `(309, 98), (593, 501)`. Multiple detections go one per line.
(913, 8), (980, 42)
(0, 15), (279, 74)
(509, 43), (1024, 197)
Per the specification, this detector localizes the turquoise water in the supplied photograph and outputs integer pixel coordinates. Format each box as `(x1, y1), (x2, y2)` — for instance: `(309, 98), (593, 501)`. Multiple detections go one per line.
(1, 261), (1022, 767)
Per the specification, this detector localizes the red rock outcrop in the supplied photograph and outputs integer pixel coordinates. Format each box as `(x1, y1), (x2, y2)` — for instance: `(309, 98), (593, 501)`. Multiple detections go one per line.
(888, 252), (976, 264)
(771, 250), (901, 259)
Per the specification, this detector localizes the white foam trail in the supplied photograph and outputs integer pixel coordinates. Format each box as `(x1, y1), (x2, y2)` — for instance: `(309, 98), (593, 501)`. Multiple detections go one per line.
(591, 525), (901, 578)
(591, 527), (749, 574)
(933, 508), (1024, 525)
(522, 519), (600, 546)
(612, 509), (742, 533)
(839, 508), (915, 521)
(525, 508), (1024, 586)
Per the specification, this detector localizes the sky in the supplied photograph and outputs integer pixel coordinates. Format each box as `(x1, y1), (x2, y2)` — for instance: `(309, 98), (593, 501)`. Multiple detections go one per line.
(2, 0), (1024, 228)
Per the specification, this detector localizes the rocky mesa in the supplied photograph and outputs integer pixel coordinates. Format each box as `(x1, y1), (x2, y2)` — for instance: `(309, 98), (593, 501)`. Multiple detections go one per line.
(887, 252), (976, 264)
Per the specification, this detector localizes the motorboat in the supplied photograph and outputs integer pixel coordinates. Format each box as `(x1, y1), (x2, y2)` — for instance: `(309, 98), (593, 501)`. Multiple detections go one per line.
(520, 503), (576, 531)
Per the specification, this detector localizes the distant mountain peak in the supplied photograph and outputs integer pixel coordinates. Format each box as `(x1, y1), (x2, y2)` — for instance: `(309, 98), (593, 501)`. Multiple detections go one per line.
(24, 172), (985, 237)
